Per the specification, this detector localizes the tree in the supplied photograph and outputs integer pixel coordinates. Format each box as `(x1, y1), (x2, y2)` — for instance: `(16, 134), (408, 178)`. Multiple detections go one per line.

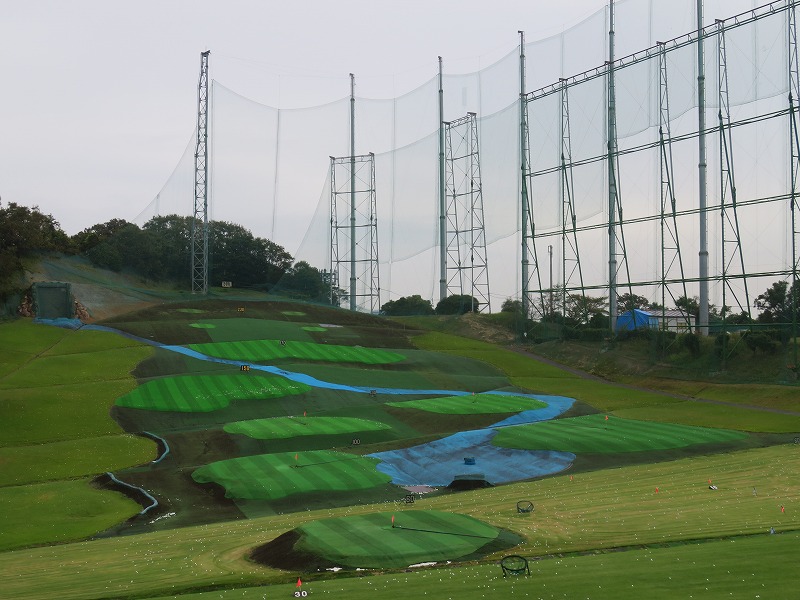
(754, 280), (798, 325)
(617, 292), (651, 312)
(565, 292), (607, 325)
(501, 298), (524, 315)
(435, 294), (480, 315)
(72, 219), (132, 253)
(0, 201), (72, 287)
(675, 295), (700, 320)
(381, 295), (435, 316)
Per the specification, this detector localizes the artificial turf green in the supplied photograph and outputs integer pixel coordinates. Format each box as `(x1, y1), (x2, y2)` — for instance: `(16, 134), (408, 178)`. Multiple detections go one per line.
(192, 450), (391, 500)
(188, 339), (406, 364)
(386, 393), (547, 414)
(115, 373), (310, 412)
(188, 323), (216, 329)
(294, 510), (499, 568)
(492, 414), (748, 453)
(224, 416), (391, 440)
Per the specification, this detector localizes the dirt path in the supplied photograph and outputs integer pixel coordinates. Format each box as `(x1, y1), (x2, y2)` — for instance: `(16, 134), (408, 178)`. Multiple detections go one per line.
(511, 344), (800, 418)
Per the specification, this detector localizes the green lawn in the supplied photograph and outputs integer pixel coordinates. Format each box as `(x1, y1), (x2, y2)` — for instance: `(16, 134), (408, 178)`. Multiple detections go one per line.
(414, 332), (800, 432)
(387, 393), (547, 415)
(493, 414), (747, 453)
(192, 450), (392, 500)
(188, 339), (405, 365)
(1, 444), (797, 600)
(148, 532), (800, 600)
(292, 510), (500, 568)
(0, 319), (156, 550)
(224, 416), (391, 440)
(0, 479), (144, 552)
(116, 373), (311, 412)
(0, 435), (155, 486)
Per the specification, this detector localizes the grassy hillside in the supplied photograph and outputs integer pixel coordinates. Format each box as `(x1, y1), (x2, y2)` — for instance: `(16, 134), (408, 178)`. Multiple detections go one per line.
(1, 262), (798, 599)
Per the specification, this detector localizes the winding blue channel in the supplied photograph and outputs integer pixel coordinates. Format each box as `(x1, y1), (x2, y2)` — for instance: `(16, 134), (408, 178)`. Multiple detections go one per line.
(47, 320), (578, 485)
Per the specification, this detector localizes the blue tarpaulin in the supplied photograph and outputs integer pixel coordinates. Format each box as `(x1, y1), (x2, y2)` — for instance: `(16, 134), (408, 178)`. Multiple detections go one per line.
(615, 309), (658, 331)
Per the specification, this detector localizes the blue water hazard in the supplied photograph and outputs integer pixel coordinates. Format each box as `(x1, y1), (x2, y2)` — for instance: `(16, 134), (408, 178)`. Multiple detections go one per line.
(369, 395), (575, 486)
(67, 322), (578, 485)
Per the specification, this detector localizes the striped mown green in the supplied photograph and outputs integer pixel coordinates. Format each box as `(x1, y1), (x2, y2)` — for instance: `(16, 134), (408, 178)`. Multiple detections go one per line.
(192, 450), (391, 500)
(116, 373), (310, 412)
(188, 339), (405, 364)
(386, 393), (547, 415)
(493, 414), (748, 453)
(294, 510), (500, 568)
(224, 416), (391, 440)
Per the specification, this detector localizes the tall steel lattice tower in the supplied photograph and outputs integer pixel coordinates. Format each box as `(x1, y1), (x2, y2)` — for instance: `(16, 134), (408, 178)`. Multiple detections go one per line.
(716, 20), (752, 333)
(443, 112), (491, 313)
(519, 31), (547, 320)
(789, 0), (800, 368)
(657, 41), (690, 331)
(330, 153), (380, 313)
(191, 50), (210, 294)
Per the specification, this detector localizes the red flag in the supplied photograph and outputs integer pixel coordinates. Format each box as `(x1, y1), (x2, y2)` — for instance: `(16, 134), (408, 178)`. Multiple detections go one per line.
(605, 415), (609, 421)
(296, 577), (302, 587)
(391, 514), (395, 527)
(294, 453), (298, 461)
(655, 487), (659, 493)
(303, 410), (307, 417)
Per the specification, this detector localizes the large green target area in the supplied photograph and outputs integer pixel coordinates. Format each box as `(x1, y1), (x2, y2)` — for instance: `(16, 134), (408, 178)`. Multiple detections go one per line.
(115, 374), (310, 412)
(192, 450), (391, 500)
(493, 414), (748, 453)
(386, 392), (547, 415)
(254, 510), (506, 570)
(224, 416), (391, 440)
(188, 339), (406, 364)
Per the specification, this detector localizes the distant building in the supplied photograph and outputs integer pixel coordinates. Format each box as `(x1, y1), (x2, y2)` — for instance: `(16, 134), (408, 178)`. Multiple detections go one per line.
(616, 308), (695, 333)
(650, 309), (695, 333)
(615, 309), (658, 332)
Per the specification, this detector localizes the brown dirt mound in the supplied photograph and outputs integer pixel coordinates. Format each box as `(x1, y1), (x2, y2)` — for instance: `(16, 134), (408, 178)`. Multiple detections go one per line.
(251, 530), (338, 572)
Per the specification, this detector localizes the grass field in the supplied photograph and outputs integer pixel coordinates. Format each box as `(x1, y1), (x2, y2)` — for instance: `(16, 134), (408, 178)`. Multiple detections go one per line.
(413, 331), (800, 432)
(188, 339), (406, 365)
(116, 373), (310, 412)
(0, 319), (156, 550)
(224, 416), (391, 440)
(192, 450), (393, 500)
(387, 393), (547, 414)
(284, 510), (502, 569)
(492, 414), (748, 453)
(2, 298), (799, 600)
(1, 444), (797, 599)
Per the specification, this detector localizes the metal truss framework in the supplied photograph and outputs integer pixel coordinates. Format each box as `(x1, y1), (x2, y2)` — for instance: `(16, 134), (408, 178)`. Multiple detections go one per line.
(191, 50), (210, 294)
(657, 41), (690, 331)
(716, 20), (752, 332)
(790, 0), (800, 367)
(444, 112), (491, 313)
(520, 0), (799, 343)
(559, 79), (588, 322)
(520, 31), (547, 320)
(330, 153), (380, 314)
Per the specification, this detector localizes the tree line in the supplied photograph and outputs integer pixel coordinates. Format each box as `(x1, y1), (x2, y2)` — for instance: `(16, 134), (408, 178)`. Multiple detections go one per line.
(0, 202), (338, 303)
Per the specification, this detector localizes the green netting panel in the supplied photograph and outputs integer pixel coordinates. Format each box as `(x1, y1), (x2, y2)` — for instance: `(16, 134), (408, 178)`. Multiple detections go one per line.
(33, 282), (73, 319)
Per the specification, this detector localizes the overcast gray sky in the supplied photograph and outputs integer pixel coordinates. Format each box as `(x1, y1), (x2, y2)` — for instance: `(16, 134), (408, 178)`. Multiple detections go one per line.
(0, 0), (613, 235)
